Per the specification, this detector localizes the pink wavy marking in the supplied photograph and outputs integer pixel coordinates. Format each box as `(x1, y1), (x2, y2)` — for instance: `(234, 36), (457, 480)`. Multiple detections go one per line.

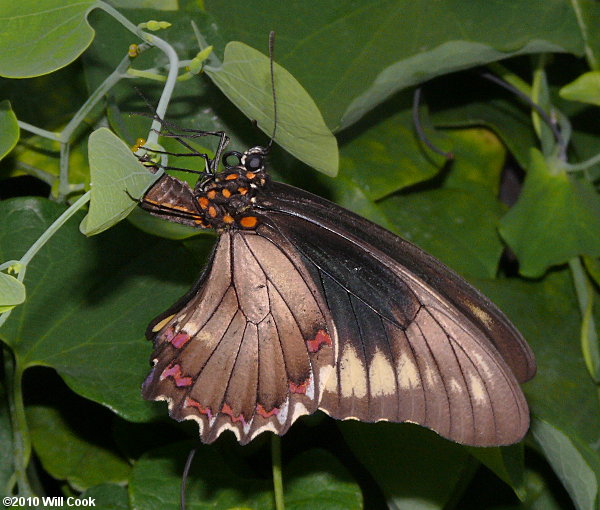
(289, 378), (310, 394)
(160, 363), (192, 387)
(221, 403), (247, 425)
(171, 332), (191, 348)
(163, 327), (176, 342)
(307, 329), (332, 353)
(256, 403), (279, 418)
(185, 397), (213, 419)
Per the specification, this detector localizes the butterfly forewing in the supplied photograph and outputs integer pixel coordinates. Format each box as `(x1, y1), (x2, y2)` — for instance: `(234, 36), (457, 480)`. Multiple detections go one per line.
(254, 184), (533, 446)
(142, 229), (336, 444)
(257, 182), (536, 384)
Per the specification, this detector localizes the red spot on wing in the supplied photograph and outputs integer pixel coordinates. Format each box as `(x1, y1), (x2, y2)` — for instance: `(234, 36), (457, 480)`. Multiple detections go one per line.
(289, 378), (310, 394)
(256, 404), (279, 418)
(185, 397), (213, 419)
(221, 403), (247, 425)
(160, 363), (193, 387)
(171, 332), (191, 348)
(306, 330), (332, 353)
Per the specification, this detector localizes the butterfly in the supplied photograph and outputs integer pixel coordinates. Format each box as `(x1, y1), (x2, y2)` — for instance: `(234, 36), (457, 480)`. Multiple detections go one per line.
(138, 123), (536, 446)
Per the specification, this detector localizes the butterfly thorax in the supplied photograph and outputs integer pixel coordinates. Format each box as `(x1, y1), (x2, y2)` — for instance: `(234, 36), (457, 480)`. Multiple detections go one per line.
(194, 146), (270, 232)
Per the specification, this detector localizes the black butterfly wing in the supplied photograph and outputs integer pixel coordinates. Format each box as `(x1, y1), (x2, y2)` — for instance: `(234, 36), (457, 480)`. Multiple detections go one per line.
(142, 228), (336, 444)
(253, 181), (535, 446)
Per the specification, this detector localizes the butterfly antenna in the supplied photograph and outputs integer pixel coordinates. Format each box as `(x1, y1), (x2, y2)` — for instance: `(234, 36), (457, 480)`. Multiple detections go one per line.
(266, 30), (278, 151)
(412, 87), (453, 160)
(180, 447), (197, 510)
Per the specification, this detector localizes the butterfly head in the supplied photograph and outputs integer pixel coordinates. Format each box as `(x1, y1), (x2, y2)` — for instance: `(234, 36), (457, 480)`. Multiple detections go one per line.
(222, 145), (269, 174)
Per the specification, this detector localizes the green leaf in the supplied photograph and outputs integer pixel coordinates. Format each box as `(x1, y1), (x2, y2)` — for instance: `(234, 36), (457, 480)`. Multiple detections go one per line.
(0, 0), (96, 78)
(468, 445), (526, 500)
(284, 449), (362, 510)
(560, 71), (600, 106)
(583, 256), (600, 289)
(443, 127), (507, 196)
(431, 94), (536, 172)
(0, 271), (25, 313)
(0, 197), (202, 422)
(81, 128), (160, 236)
(27, 405), (130, 491)
(81, 484), (130, 510)
(531, 419), (598, 510)
(338, 96), (446, 200)
(130, 442), (361, 509)
(205, 41), (339, 177)
(206, 0), (583, 130)
(341, 422), (469, 510)
(475, 270), (600, 470)
(573, 0), (600, 71)
(325, 175), (396, 232)
(499, 149), (600, 277)
(382, 188), (505, 279)
(474, 271), (600, 509)
(0, 100), (19, 160)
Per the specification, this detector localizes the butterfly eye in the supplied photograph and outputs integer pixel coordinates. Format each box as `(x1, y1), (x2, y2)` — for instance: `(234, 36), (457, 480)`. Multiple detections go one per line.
(223, 151), (242, 169)
(245, 153), (264, 171)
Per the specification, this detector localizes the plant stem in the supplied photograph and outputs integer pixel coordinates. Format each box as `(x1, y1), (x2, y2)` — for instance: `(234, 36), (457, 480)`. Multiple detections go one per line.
(0, 192), (91, 329)
(569, 257), (600, 387)
(4, 347), (33, 497)
(96, 0), (180, 145)
(570, 0), (600, 70)
(271, 434), (285, 510)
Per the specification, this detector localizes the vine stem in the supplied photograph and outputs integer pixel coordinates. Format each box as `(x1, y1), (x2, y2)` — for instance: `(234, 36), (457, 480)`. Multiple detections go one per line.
(96, 1), (179, 145)
(4, 346), (33, 497)
(569, 258), (600, 388)
(271, 434), (285, 510)
(0, 191), (91, 330)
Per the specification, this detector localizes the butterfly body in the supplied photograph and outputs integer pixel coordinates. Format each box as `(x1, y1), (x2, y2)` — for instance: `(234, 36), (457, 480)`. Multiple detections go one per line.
(140, 145), (535, 446)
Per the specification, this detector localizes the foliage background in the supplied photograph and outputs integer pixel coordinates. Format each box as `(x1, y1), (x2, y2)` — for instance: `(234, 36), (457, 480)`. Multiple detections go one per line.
(1, 1), (600, 509)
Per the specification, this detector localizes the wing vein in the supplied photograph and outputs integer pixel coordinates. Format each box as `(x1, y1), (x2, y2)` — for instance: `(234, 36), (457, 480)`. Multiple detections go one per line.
(427, 307), (477, 442)
(415, 314), (452, 433)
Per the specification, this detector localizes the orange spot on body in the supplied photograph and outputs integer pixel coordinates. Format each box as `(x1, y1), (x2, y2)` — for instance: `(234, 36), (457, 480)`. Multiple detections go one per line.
(160, 363), (192, 387)
(307, 330), (332, 353)
(223, 214), (234, 224)
(289, 378), (310, 394)
(238, 187), (248, 195)
(226, 173), (239, 180)
(185, 397), (213, 419)
(246, 171), (256, 179)
(222, 188), (231, 198)
(221, 403), (247, 424)
(256, 404), (278, 418)
(207, 190), (217, 199)
(239, 216), (258, 228)
(198, 197), (209, 209)
(208, 206), (218, 218)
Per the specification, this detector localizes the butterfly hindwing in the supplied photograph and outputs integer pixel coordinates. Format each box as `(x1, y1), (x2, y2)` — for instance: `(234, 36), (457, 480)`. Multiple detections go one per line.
(142, 228), (335, 444)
